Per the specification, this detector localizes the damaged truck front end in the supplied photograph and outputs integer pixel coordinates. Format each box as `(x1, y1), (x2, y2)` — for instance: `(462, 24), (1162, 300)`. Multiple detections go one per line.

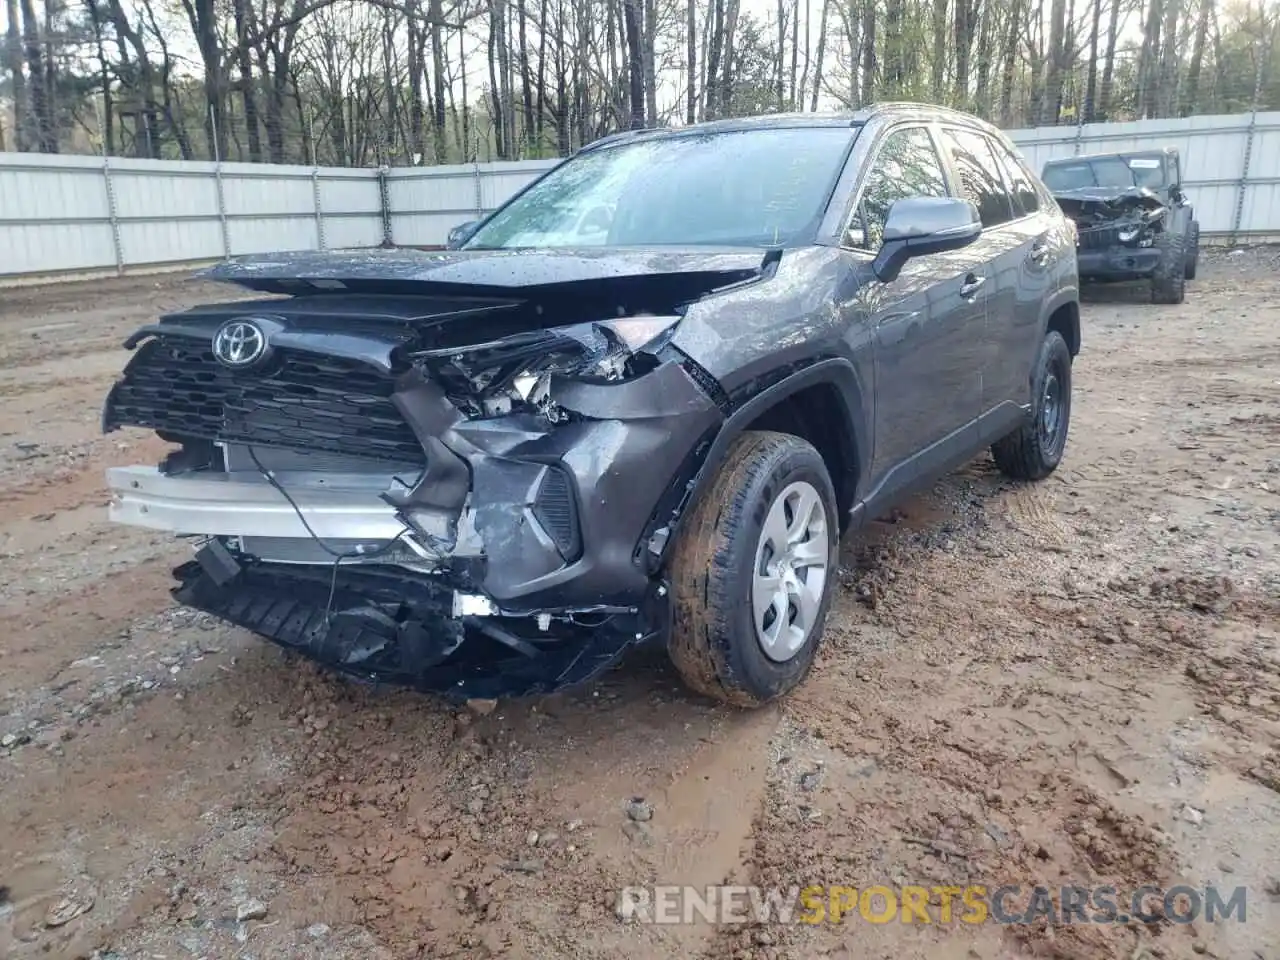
(1042, 148), (1195, 304)
(103, 250), (763, 699)
(1055, 187), (1168, 278)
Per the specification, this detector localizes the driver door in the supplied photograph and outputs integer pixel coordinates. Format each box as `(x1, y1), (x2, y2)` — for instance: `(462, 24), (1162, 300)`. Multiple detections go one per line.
(840, 124), (989, 499)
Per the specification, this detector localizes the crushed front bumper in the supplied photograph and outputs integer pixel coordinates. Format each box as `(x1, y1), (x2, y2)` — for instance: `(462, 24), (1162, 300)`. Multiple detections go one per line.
(104, 354), (720, 698)
(170, 556), (671, 699)
(1076, 245), (1162, 282)
(105, 452), (679, 697)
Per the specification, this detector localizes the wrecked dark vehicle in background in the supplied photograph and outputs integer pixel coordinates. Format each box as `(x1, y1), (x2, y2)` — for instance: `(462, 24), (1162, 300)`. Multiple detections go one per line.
(1042, 147), (1198, 304)
(104, 104), (1080, 706)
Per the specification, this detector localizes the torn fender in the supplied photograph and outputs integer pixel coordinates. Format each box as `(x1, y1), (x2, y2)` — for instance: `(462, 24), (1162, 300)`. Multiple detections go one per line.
(392, 357), (724, 609)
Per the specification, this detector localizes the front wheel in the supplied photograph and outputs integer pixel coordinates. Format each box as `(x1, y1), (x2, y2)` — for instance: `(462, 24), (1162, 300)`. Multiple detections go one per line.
(667, 431), (838, 707)
(1151, 231), (1187, 304)
(1184, 222), (1200, 280)
(991, 330), (1073, 481)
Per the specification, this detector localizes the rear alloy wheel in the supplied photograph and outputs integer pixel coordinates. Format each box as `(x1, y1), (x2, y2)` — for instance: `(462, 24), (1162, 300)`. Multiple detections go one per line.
(991, 330), (1073, 482)
(667, 431), (838, 707)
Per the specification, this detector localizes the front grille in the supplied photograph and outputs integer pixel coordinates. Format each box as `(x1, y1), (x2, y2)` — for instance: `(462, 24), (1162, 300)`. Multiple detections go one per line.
(532, 465), (580, 559)
(1078, 225), (1122, 249)
(106, 337), (425, 465)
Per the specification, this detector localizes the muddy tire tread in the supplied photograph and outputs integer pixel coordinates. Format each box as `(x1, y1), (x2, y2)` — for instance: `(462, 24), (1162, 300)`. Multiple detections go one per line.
(1151, 231), (1187, 304)
(1184, 221), (1200, 280)
(667, 431), (834, 708)
(991, 331), (1073, 482)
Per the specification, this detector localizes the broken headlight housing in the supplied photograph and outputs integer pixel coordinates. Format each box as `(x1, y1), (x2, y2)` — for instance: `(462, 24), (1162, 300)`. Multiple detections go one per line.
(414, 314), (682, 417)
(1117, 223), (1146, 244)
(1117, 207), (1164, 246)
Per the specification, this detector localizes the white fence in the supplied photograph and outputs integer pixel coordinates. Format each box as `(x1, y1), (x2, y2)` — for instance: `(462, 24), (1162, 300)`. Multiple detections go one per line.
(2, 110), (1278, 282)
(1009, 111), (1280, 238)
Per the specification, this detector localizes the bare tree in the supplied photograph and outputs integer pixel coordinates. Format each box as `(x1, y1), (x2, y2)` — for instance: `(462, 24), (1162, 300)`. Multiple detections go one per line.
(1040, 0), (1067, 123)
(998, 0), (1021, 123)
(1136, 0), (1164, 117)
(20, 0), (52, 150)
(1098, 0), (1122, 117)
(860, 0), (875, 102)
(1182, 0), (1212, 114)
(809, 0), (828, 109)
(6, 0), (27, 149)
(932, 0), (948, 98)
(1156, 0), (1182, 115)
(686, 0), (696, 122)
(954, 0), (980, 105)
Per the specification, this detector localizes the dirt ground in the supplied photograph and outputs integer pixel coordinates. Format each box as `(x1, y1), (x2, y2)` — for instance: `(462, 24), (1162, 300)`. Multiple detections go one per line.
(1, 250), (1278, 960)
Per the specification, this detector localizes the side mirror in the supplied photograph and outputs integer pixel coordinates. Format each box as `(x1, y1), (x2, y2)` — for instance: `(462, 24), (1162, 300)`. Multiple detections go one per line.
(1169, 185), (1185, 203)
(872, 196), (983, 283)
(446, 220), (480, 249)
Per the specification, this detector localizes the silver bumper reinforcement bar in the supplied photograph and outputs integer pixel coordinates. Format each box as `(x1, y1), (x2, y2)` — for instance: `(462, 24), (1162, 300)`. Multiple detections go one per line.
(105, 465), (452, 542)
(107, 466), (501, 616)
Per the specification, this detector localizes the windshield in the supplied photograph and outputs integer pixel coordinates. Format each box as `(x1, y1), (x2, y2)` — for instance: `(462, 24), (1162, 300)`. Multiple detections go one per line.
(1042, 154), (1167, 191)
(462, 127), (857, 250)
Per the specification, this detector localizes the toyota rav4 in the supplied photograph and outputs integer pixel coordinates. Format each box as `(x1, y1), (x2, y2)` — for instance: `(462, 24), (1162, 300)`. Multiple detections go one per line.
(103, 103), (1080, 706)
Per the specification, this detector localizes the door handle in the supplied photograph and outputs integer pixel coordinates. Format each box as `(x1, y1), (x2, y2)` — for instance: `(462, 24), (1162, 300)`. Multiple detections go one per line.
(1030, 241), (1050, 264)
(960, 274), (986, 297)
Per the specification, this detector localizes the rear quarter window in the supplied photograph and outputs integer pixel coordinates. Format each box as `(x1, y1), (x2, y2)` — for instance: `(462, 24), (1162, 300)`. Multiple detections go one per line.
(990, 140), (1040, 218)
(940, 127), (1015, 228)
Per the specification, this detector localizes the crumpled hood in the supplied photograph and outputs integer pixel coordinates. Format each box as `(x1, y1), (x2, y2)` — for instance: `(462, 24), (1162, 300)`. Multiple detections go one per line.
(200, 247), (776, 297)
(1052, 186), (1165, 223)
(1051, 185), (1160, 203)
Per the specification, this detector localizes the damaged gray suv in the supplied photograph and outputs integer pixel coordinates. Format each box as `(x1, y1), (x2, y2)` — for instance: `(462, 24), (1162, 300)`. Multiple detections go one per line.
(104, 104), (1080, 706)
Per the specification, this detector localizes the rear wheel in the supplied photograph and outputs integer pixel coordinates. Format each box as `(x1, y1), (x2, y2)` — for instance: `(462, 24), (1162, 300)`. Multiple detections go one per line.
(1150, 231), (1187, 304)
(991, 330), (1073, 482)
(1184, 221), (1200, 280)
(667, 431), (838, 707)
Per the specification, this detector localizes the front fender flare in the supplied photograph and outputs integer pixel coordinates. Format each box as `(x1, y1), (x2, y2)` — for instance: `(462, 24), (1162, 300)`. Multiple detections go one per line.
(640, 357), (868, 570)
(1038, 287), (1081, 357)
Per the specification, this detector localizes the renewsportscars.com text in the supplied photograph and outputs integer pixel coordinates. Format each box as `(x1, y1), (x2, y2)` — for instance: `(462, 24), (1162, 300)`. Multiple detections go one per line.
(616, 884), (1249, 926)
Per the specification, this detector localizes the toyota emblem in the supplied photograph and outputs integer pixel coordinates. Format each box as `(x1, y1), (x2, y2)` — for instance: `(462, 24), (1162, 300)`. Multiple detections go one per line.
(212, 319), (267, 368)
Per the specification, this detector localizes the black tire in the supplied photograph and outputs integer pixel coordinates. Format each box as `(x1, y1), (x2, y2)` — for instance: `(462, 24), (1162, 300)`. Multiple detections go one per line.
(667, 431), (839, 707)
(1150, 231), (1187, 304)
(1184, 221), (1200, 280)
(991, 330), (1073, 482)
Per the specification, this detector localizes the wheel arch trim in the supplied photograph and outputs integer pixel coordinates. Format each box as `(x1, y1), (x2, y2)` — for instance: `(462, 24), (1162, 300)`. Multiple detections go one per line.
(644, 357), (868, 570)
(1040, 289), (1081, 357)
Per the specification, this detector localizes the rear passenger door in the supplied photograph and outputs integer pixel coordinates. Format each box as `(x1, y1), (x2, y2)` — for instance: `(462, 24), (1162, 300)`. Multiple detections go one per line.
(987, 138), (1060, 413)
(936, 126), (1045, 426)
